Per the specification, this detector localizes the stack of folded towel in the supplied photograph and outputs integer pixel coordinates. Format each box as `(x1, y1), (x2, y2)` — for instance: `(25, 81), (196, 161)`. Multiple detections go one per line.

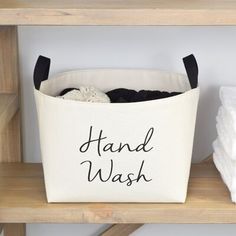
(213, 87), (236, 202)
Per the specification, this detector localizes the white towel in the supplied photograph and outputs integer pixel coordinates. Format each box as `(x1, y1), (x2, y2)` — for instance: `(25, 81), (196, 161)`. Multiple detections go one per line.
(219, 87), (236, 125)
(213, 139), (236, 202)
(220, 86), (236, 107)
(213, 154), (236, 203)
(213, 152), (236, 202)
(216, 106), (236, 160)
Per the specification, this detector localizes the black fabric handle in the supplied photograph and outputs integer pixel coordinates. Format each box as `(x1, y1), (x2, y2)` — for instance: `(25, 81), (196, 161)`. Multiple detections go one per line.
(33, 55), (51, 90)
(183, 54), (198, 89)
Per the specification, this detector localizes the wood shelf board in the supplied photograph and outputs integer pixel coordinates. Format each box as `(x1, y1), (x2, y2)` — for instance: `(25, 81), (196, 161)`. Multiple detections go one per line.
(1, 1), (236, 25)
(0, 161), (236, 224)
(0, 94), (18, 132)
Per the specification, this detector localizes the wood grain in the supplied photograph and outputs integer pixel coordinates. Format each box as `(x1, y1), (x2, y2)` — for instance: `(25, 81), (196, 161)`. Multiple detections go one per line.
(0, 111), (21, 162)
(0, 26), (25, 235)
(0, 0), (236, 25)
(0, 161), (235, 224)
(0, 27), (19, 94)
(0, 94), (18, 132)
(3, 224), (26, 236)
(0, 94), (19, 162)
(0, 26), (21, 163)
(100, 224), (143, 236)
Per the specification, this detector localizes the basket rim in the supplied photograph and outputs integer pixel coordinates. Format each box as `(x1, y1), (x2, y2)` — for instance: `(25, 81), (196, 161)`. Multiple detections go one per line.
(35, 68), (198, 107)
(34, 86), (199, 108)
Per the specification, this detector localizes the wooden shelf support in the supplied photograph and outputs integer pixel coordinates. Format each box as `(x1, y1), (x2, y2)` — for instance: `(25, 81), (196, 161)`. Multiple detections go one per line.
(0, 94), (18, 132)
(0, 26), (24, 236)
(100, 224), (143, 236)
(0, 224), (3, 234)
(4, 224), (26, 236)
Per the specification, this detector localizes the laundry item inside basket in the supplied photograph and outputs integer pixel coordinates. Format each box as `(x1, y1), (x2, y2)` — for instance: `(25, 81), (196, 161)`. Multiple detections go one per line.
(59, 86), (110, 103)
(59, 87), (182, 103)
(106, 88), (181, 103)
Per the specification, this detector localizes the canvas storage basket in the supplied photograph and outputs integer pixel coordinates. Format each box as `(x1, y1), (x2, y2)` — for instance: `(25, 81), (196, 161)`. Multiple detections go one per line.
(34, 55), (199, 203)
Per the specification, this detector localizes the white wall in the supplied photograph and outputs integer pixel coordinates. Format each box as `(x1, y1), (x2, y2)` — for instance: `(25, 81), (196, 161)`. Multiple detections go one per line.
(18, 26), (236, 236)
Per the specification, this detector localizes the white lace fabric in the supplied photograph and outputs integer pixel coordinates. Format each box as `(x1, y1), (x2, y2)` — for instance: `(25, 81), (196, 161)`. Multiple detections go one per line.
(59, 86), (110, 103)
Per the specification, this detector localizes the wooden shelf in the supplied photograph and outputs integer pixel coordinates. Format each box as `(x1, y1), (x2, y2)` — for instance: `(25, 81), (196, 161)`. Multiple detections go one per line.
(0, 160), (236, 224)
(1, 0), (236, 25)
(0, 94), (18, 132)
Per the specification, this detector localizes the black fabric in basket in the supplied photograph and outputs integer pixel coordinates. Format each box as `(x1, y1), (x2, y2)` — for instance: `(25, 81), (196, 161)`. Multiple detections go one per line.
(106, 88), (181, 103)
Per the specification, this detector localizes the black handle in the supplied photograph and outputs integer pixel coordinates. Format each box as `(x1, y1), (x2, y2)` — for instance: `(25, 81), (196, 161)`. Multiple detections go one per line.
(183, 54), (198, 89)
(33, 55), (51, 90)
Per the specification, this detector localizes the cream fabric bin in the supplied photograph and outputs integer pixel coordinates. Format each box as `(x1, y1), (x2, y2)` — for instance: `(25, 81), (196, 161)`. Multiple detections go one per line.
(34, 55), (199, 203)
